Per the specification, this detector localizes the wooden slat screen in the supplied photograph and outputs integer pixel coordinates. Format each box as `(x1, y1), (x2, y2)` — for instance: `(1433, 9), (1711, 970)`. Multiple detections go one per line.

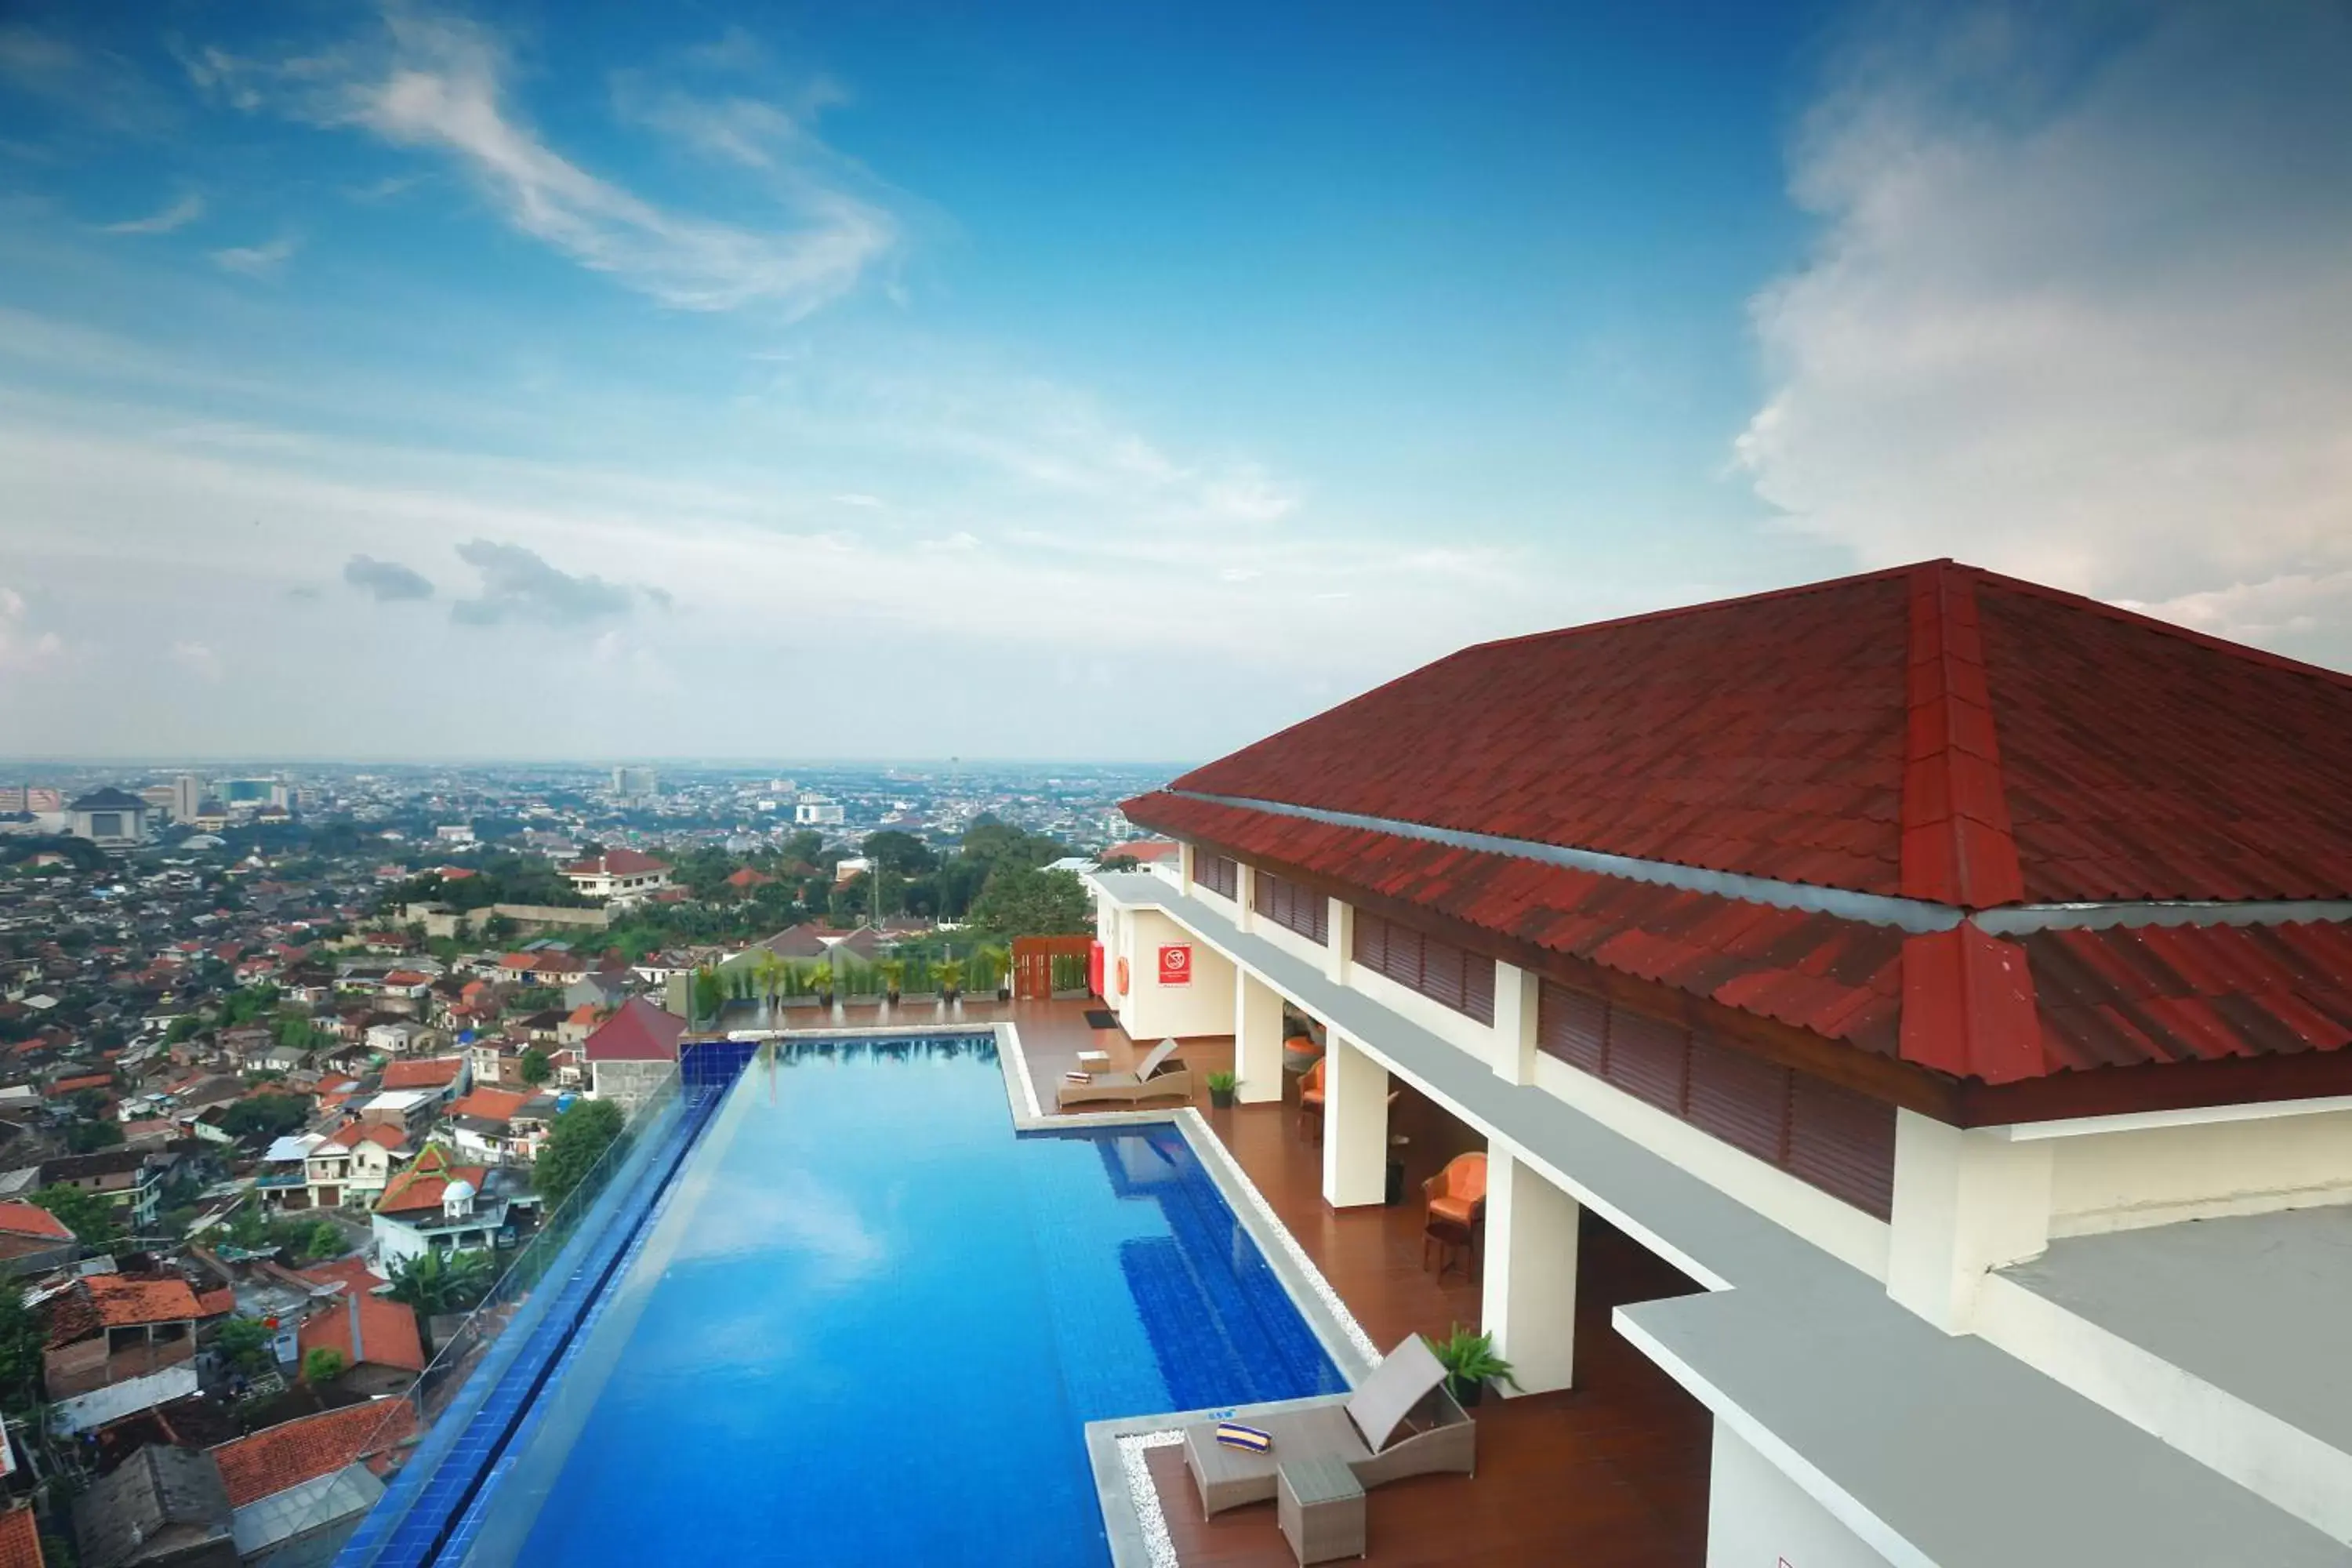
(1252, 870), (1328, 944)
(1535, 978), (1896, 1219)
(1192, 851), (1238, 900)
(1352, 912), (1496, 1025)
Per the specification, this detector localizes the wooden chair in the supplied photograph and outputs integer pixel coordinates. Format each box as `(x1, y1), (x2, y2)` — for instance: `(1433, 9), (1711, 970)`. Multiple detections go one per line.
(1295, 1058), (1326, 1140)
(1421, 1152), (1487, 1275)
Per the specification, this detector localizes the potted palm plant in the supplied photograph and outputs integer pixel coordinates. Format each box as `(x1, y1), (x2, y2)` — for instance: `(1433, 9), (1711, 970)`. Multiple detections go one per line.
(877, 957), (906, 1004)
(935, 957), (965, 1003)
(976, 942), (1011, 1001)
(1424, 1323), (1519, 1408)
(801, 959), (836, 1008)
(1205, 1069), (1238, 1109)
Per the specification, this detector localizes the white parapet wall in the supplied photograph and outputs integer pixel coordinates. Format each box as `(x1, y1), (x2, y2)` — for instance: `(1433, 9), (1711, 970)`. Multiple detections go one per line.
(1707, 1421), (1898, 1568)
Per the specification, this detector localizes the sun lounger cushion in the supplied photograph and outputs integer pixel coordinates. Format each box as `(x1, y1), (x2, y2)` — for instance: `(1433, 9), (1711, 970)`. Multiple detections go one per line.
(1214, 1422), (1272, 1453)
(1063, 1070), (1092, 1082)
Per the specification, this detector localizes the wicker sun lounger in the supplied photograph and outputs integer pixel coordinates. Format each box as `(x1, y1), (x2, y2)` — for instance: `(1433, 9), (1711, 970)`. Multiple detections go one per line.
(1181, 1335), (1476, 1516)
(1056, 1037), (1192, 1109)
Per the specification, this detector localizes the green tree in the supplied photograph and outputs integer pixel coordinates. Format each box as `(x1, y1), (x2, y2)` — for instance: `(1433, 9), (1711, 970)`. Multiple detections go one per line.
(0, 1285), (46, 1416)
(30, 1184), (118, 1251)
(691, 966), (724, 1024)
(385, 1247), (494, 1316)
(534, 1097), (626, 1209)
(301, 1346), (346, 1385)
(518, 1047), (553, 1087)
(165, 1013), (202, 1044)
(220, 1094), (312, 1141)
(216, 1316), (274, 1374)
(303, 1221), (343, 1263)
(860, 829), (938, 877)
(67, 1120), (124, 1154)
(969, 866), (1092, 937)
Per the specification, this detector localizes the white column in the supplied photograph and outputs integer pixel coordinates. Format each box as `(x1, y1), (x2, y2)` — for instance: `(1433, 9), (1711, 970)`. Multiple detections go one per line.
(1491, 961), (1541, 1085)
(1886, 1109), (2054, 1333)
(1232, 970), (1285, 1105)
(1484, 1145), (1580, 1395)
(1321, 1032), (1389, 1208)
(1233, 862), (1256, 932)
(1178, 842), (1196, 896)
(1325, 898), (1352, 985)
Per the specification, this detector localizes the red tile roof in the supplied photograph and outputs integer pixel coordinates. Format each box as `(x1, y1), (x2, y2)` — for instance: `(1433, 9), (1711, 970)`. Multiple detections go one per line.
(378, 1058), (463, 1091)
(563, 848), (669, 877)
(1127, 561), (2352, 1095)
(296, 1257), (387, 1296)
(0, 1202), (74, 1242)
(85, 1273), (203, 1327)
(724, 866), (775, 887)
(0, 1504), (42, 1568)
(211, 1399), (419, 1508)
(325, 1120), (410, 1152)
(445, 1087), (534, 1123)
(583, 997), (686, 1062)
(298, 1288), (426, 1375)
(376, 1145), (487, 1214)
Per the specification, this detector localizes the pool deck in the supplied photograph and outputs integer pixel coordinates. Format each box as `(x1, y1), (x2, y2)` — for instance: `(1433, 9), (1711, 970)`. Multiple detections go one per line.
(1015, 1005), (1711, 1568)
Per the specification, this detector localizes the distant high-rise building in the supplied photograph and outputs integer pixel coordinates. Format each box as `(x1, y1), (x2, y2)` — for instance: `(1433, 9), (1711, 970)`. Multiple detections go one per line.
(613, 766), (659, 804)
(793, 794), (844, 826)
(172, 774), (203, 822)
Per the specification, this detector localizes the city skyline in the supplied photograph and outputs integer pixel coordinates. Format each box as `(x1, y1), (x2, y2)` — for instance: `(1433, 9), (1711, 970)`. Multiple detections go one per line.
(4, 1), (2350, 761)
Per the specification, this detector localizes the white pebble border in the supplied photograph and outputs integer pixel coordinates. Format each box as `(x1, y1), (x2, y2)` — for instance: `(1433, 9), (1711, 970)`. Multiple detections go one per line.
(1115, 1430), (1185, 1568)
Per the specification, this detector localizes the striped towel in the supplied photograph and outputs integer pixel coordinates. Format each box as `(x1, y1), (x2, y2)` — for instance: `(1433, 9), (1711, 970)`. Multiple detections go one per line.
(1214, 1421), (1272, 1453)
(1063, 1070), (1093, 1083)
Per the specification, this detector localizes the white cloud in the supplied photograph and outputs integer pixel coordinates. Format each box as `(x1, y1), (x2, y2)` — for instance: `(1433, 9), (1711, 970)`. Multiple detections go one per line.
(169, 640), (222, 681)
(211, 234), (299, 278)
(190, 8), (898, 317)
(0, 586), (64, 673)
(103, 191), (205, 234)
(1737, 2), (2352, 664)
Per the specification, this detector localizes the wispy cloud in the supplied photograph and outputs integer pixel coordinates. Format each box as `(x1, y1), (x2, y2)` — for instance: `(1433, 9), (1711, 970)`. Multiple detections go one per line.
(450, 539), (633, 627)
(190, 7), (897, 317)
(343, 554), (434, 602)
(0, 586), (64, 674)
(169, 640), (223, 681)
(103, 191), (205, 235)
(211, 234), (299, 278)
(1737, 1), (2352, 652)
(0, 24), (173, 136)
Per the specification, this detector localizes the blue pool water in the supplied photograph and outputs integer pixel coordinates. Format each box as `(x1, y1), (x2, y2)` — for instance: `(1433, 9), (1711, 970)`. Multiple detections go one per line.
(456, 1035), (1342, 1566)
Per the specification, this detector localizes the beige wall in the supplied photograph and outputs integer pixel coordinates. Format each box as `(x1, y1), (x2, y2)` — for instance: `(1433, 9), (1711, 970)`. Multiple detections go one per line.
(2045, 1110), (2352, 1237)
(1706, 1421), (1896, 1568)
(1110, 906), (1239, 1040)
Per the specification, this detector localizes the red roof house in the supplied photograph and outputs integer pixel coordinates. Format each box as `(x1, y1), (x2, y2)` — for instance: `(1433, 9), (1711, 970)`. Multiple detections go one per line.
(211, 1399), (419, 1509)
(378, 1058), (466, 1093)
(375, 1145), (488, 1216)
(583, 997), (687, 1063)
(296, 1287), (426, 1388)
(1124, 559), (2352, 1123)
(0, 1503), (41, 1568)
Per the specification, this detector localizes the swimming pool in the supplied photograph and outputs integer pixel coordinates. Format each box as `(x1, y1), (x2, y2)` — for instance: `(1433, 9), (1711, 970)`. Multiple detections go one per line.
(445, 1034), (1343, 1566)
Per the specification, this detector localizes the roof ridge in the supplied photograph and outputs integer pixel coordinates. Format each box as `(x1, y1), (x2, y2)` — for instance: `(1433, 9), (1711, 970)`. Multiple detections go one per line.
(1462, 559), (1932, 657)
(1962, 562), (2352, 693)
(1900, 561), (2025, 909)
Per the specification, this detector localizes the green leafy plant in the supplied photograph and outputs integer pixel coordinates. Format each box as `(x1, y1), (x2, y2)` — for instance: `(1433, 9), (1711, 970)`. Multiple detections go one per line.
(216, 1316), (274, 1374)
(934, 957), (966, 996)
(1423, 1323), (1519, 1403)
(877, 957), (906, 997)
(386, 1247), (495, 1316)
(301, 1346), (346, 1385)
(799, 959), (835, 1000)
(1205, 1070), (1237, 1092)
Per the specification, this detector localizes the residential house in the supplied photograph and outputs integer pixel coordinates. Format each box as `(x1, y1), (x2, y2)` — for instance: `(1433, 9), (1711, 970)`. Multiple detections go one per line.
(253, 1133), (324, 1210)
(40, 1149), (162, 1229)
(299, 1122), (412, 1210)
(0, 1200), (77, 1276)
(353, 1091), (437, 1142)
(558, 849), (671, 905)
(445, 1087), (557, 1167)
(42, 1272), (204, 1399)
(210, 1400), (418, 1566)
(556, 1004), (599, 1047)
(370, 1145), (517, 1267)
(377, 1056), (468, 1107)
(362, 1020), (440, 1058)
(295, 1287), (425, 1396)
(74, 1443), (237, 1568)
(583, 998), (686, 1108)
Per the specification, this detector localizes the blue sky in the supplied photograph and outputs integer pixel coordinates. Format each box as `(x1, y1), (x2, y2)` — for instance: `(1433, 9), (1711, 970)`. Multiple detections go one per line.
(2, 1), (2347, 760)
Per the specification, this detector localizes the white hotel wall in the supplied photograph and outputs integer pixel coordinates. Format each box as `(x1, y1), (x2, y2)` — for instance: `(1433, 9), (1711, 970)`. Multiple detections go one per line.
(1707, 1423), (1895, 1568)
(1105, 905), (1238, 1040)
(2043, 1109), (2352, 1237)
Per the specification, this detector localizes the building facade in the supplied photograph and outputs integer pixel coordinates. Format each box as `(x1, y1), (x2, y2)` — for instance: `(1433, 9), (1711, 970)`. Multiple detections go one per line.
(1098, 561), (2352, 1566)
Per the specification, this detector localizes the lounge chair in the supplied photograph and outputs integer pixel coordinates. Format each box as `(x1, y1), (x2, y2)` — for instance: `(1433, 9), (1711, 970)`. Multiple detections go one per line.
(1181, 1334), (1476, 1517)
(1055, 1037), (1192, 1109)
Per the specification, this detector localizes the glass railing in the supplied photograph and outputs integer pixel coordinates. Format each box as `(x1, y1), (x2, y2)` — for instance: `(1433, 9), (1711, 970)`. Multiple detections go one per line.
(281, 1068), (691, 1568)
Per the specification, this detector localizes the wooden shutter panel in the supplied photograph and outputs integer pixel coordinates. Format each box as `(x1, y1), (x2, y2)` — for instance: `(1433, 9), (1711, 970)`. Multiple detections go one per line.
(1606, 1011), (1689, 1114)
(1537, 982), (1608, 1073)
(1787, 1073), (1896, 1220)
(1461, 950), (1495, 1025)
(1685, 1033), (1791, 1164)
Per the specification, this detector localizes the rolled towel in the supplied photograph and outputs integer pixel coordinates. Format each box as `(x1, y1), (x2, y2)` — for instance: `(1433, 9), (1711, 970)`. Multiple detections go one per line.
(1213, 1421), (1272, 1453)
(1063, 1070), (1092, 1083)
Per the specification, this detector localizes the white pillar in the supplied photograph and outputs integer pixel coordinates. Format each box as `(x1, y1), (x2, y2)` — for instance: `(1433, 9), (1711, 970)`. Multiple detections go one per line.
(1887, 1110), (2054, 1333)
(1321, 1033), (1389, 1208)
(1178, 843), (1196, 897)
(1491, 961), (1541, 1085)
(1325, 898), (1352, 985)
(1232, 970), (1285, 1105)
(1234, 862), (1256, 932)
(1484, 1146), (1580, 1395)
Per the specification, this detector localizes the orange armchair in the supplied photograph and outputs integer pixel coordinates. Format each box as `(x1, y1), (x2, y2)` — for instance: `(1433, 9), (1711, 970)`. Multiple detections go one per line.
(1423, 1152), (1487, 1228)
(1295, 1058), (1327, 1139)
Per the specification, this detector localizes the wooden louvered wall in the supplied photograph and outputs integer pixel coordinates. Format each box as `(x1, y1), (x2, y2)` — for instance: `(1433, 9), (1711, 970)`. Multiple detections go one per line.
(1193, 851), (1239, 900)
(1354, 912), (1497, 1025)
(1537, 982), (1896, 1219)
(1253, 870), (1328, 943)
